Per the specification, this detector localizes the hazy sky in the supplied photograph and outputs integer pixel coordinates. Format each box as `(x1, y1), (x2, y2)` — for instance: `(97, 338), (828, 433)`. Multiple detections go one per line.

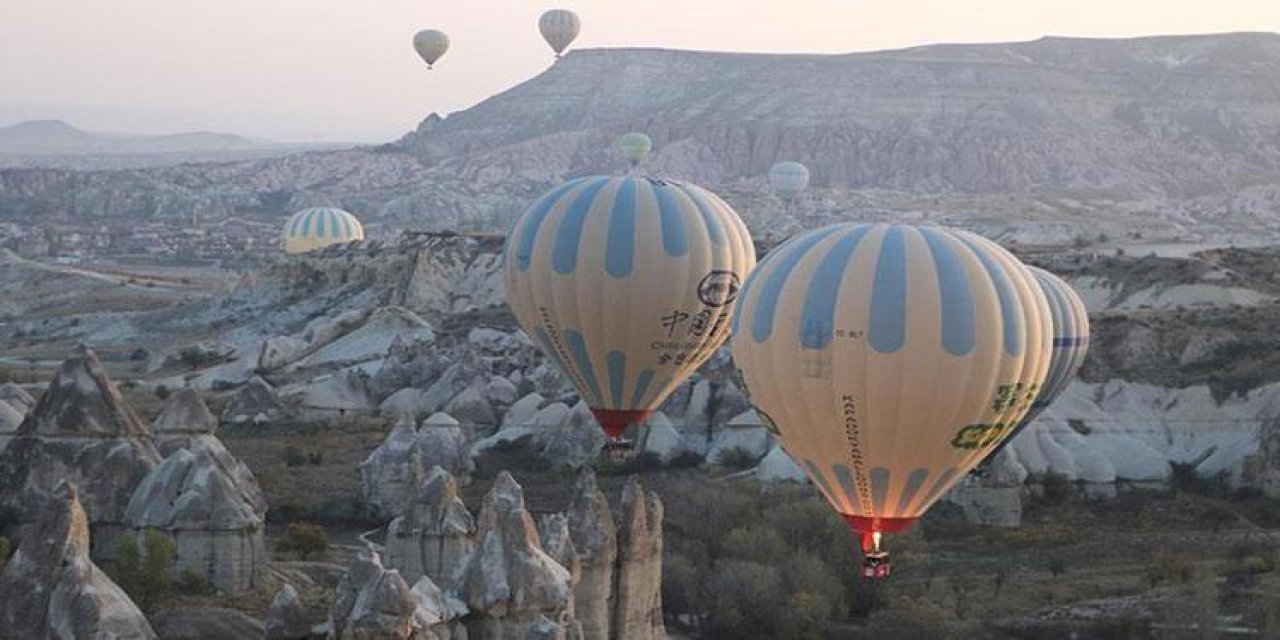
(2, 0), (1276, 142)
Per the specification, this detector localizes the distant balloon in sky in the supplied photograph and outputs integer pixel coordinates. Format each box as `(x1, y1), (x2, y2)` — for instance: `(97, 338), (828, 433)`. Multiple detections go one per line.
(539, 9), (581, 58)
(768, 161), (810, 202)
(504, 176), (755, 448)
(616, 132), (652, 168)
(282, 207), (364, 254)
(981, 265), (1090, 463)
(731, 223), (1051, 579)
(412, 29), (450, 69)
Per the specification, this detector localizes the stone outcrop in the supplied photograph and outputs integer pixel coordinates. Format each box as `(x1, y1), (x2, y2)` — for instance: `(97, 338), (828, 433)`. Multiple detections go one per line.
(221, 375), (287, 426)
(533, 402), (605, 470)
(0, 399), (20, 450)
(756, 445), (806, 483)
(264, 584), (313, 639)
(538, 514), (585, 640)
(638, 412), (685, 463)
(0, 481), (157, 639)
(706, 409), (773, 465)
(360, 419), (425, 520)
(0, 349), (161, 559)
(385, 466), (476, 589)
(418, 412), (473, 482)
(565, 470), (617, 640)
(0, 383), (35, 415)
(329, 547), (466, 640)
(149, 608), (264, 640)
(944, 449), (1029, 528)
(123, 445), (268, 592)
(458, 472), (576, 639)
(152, 388), (218, 450)
(612, 477), (666, 640)
(444, 382), (496, 427)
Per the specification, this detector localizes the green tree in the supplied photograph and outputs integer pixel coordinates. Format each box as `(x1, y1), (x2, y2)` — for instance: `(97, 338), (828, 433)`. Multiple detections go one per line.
(276, 522), (329, 560)
(112, 530), (177, 612)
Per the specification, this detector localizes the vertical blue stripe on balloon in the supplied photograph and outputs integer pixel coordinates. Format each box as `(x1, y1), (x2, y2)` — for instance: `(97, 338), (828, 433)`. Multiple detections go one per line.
(731, 257), (766, 335)
(652, 182), (688, 257)
(869, 467), (890, 514)
(605, 179), (637, 278)
(341, 215), (353, 239)
(957, 235), (1022, 356)
(320, 212), (330, 238)
(896, 468), (930, 514)
(750, 225), (845, 343)
(329, 212), (340, 239)
(869, 226), (908, 353)
(517, 177), (590, 271)
(606, 351), (627, 407)
(833, 464), (862, 512)
(805, 460), (840, 507)
(552, 177), (612, 275)
(920, 228), (976, 356)
(630, 368), (655, 407)
(564, 330), (604, 404)
(680, 184), (726, 246)
(799, 225), (870, 348)
(301, 211), (313, 235)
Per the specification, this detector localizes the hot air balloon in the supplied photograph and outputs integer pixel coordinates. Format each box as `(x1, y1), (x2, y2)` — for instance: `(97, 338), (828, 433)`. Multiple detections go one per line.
(769, 161), (809, 202)
(413, 29), (450, 69)
(539, 9), (581, 58)
(282, 207), (364, 254)
(979, 266), (1090, 464)
(616, 132), (652, 169)
(504, 176), (755, 451)
(730, 223), (1051, 578)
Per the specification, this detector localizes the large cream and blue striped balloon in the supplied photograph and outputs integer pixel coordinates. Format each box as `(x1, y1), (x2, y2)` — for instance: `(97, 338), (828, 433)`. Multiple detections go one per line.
(730, 223), (1051, 549)
(504, 176), (755, 438)
(984, 266), (1090, 461)
(282, 207), (364, 254)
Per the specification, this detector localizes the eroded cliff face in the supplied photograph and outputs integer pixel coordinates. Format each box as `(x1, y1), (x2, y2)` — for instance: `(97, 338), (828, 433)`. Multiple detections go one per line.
(7, 34), (1280, 242)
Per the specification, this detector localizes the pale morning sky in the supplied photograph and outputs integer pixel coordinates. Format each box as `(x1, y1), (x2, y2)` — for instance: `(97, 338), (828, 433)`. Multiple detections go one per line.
(1, 0), (1275, 142)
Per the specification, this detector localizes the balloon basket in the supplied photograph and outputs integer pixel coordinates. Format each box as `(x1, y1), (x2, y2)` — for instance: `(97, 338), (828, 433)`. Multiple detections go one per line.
(860, 551), (892, 580)
(602, 438), (635, 461)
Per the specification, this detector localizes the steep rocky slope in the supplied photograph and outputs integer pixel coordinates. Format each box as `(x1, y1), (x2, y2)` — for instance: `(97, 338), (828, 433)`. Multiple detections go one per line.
(3, 33), (1278, 242)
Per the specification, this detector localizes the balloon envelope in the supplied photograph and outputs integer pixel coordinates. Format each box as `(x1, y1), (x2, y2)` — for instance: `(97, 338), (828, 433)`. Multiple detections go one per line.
(769, 161), (809, 201)
(616, 132), (652, 166)
(282, 208), (364, 254)
(731, 223), (1051, 541)
(413, 29), (450, 68)
(539, 9), (581, 57)
(504, 176), (756, 437)
(983, 266), (1090, 460)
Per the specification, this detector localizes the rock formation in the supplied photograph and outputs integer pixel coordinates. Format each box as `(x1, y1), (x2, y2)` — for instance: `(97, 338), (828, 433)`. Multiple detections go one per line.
(148, 608), (264, 640)
(152, 388), (218, 452)
(457, 472), (576, 639)
(538, 514), (585, 640)
(0, 481), (157, 639)
(221, 375), (287, 426)
(0, 349), (161, 559)
(329, 547), (466, 640)
(417, 412), (473, 482)
(638, 412), (686, 463)
(706, 409), (773, 465)
(384, 466), (476, 589)
(0, 383), (35, 415)
(565, 470), (618, 640)
(360, 419), (425, 520)
(944, 449), (1029, 527)
(755, 445), (807, 483)
(612, 477), (666, 640)
(123, 445), (268, 592)
(0, 399), (20, 450)
(264, 584), (313, 639)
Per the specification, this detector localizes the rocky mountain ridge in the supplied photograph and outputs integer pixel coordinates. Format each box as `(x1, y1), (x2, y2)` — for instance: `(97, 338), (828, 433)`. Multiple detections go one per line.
(2, 33), (1277, 243)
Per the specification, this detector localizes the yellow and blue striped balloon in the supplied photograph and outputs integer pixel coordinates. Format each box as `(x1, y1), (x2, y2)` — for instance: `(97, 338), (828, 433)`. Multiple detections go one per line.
(282, 207), (364, 254)
(504, 176), (755, 438)
(983, 265), (1090, 462)
(730, 223), (1051, 548)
